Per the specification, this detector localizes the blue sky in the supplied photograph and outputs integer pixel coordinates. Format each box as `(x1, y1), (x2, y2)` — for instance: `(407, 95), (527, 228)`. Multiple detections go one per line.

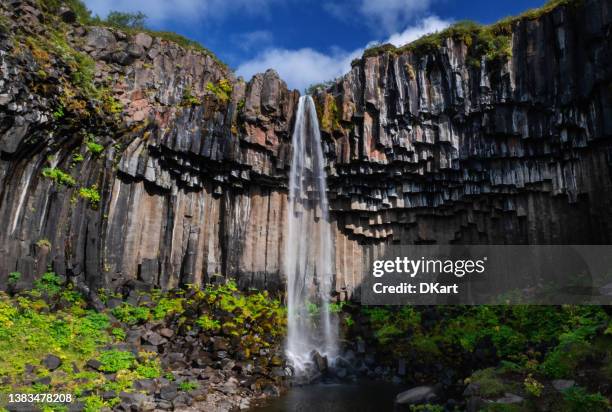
(83, 0), (545, 91)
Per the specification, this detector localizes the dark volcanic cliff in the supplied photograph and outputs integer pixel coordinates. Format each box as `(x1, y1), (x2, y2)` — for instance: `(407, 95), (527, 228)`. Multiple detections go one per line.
(1, 0), (611, 297)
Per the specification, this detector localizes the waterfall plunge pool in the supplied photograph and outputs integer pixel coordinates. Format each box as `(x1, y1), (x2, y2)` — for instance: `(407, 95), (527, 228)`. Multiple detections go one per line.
(253, 380), (403, 412)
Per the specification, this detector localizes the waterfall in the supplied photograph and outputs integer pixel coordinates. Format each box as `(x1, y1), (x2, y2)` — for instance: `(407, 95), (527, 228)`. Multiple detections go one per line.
(285, 95), (338, 375)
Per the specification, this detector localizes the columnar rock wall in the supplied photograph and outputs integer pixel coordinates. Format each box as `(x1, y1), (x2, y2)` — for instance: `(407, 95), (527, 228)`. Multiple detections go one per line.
(0, 0), (611, 297)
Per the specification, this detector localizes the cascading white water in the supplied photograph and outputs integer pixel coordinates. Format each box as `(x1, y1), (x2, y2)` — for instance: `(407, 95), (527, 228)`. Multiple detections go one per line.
(285, 95), (338, 375)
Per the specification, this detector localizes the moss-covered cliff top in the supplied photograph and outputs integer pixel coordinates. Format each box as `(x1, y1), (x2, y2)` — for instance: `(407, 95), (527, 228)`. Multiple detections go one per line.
(355, 0), (580, 66)
(34, 0), (227, 68)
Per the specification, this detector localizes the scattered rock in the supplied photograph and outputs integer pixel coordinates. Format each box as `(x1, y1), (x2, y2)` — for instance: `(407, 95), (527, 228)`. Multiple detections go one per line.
(143, 330), (166, 346)
(159, 328), (174, 338)
(86, 359), (102, 371)
(133, 378), (156, 393)
(42, 354), (61, 371)
(160, 383), (179, 401)
(34, 376), (51, 385)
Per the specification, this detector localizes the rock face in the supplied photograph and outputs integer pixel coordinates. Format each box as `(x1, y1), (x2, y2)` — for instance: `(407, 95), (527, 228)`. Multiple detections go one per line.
(318, 0), (612, 295)
(1, 0), (612, 297)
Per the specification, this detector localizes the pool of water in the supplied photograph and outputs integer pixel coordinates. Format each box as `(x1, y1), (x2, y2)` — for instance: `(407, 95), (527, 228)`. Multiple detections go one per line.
(253, 381), (403, 412)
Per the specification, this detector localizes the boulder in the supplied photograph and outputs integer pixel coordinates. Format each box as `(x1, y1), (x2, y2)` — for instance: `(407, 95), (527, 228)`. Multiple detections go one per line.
(42, 354), (61, 371)
(133, 33), (153, 49)
(395, 386), (437, 405)
(494, 393), (524, 404)
(552, 379), (576, 391)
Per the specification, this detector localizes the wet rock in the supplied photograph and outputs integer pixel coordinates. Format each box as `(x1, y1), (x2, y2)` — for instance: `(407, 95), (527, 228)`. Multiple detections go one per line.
(311, 351), (328, 372)
(552, 379), (576, 391)
(263, 383), (280, 397)
(398, 359), (406, 376)
(494, 393), (524, 404)
(395, 386), (437, 405)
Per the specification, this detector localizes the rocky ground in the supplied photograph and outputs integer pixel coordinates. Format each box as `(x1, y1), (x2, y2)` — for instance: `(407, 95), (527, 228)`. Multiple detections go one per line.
(0, 277), (289, 412)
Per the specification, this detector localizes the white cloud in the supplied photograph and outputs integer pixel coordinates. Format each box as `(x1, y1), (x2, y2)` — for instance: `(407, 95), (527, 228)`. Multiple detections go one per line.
(360, 0), (433, 33)
(324, 0), (438, 34)
(236, 16), (451, 91)
(84, 0), (283, 24)
(236, 48), (362, 92)
(386, 16), (451, 46)
(231, 30), (274, 51)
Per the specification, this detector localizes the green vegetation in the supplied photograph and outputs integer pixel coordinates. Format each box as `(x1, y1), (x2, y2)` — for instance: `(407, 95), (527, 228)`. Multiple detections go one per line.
(86, 139), (104, 155)
(0, 14), (9, 33)
(409, 404), (444, 412)
(32, 0), (226, 119)
(305, 80), (335, 95)
(79, 185), (101, 207)
(102, 93), (124, 115)
(0, 276), (283, 410)
(33, 270), (62, 295)
(111, 303), (151, 325)
(315, 93), (342, 131)
(359, 305), (609, 369)
(102, 11), (147, 30)
(111, 327), (126, 341)
(72, 153), (84, 163)
(196, 314), (220, 331)
(98, 350), (134, 372)
(206, 79), (233, 103)
(0, 288), (146, 410)
(523, 374), (544, 397)
(35, 238), (51, 249)
(345, 304), (612, 408)
(562, 386), (610, 411)
(52, 105), (65, 120)
(42, 167), (76, 187)
(469, 368), (513, 397)
(67, 1), (226, 67)
(143, 31), (225, 67)
(8, 272), (21, 284)
(182, 87), (202, 106)
(237, 99), (246, 111)
(178, 381), (198, 391)
(39, 0), (92, 24)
